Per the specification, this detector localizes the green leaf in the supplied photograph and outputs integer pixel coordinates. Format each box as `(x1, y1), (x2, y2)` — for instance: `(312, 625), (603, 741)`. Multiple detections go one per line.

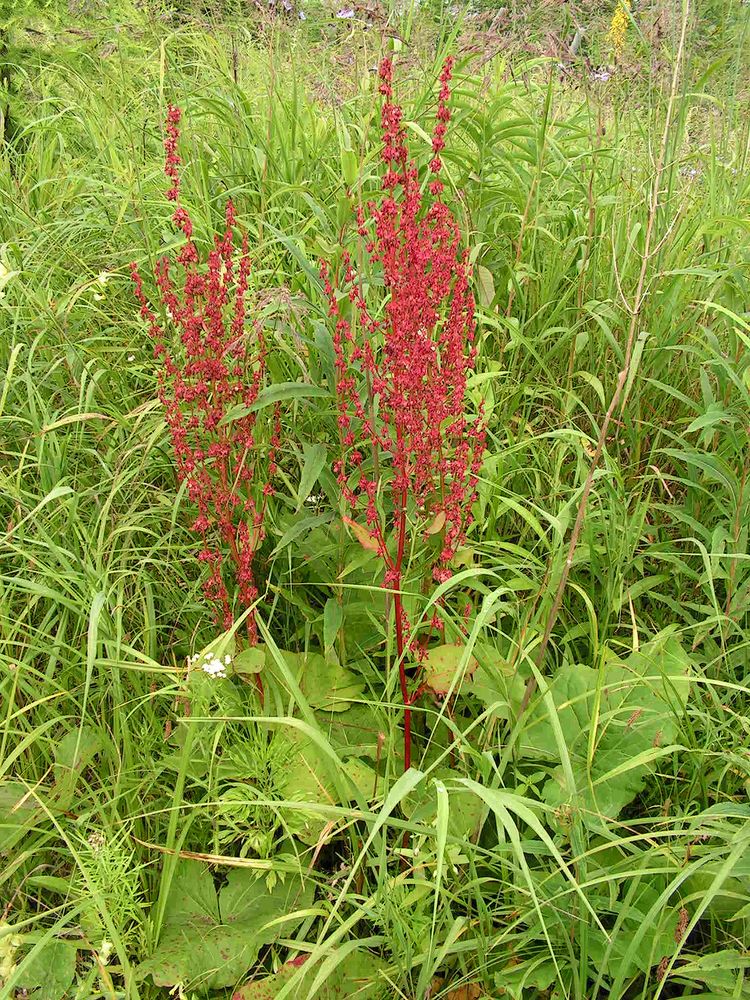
(138, 861), (313, 990)
(52, 725), (103, 809)
(233, 647), (266, 675)
(275, 728), (375, 844)
(585, 879), (675, 977)
(15, 939), (78, 1000)
(319, 703), (395, 763)
(520, 634), (693, 829)
(403, 777), (486, 841)
(494, 957), (558, 999)
(421, 644), (478, 696)
(476, 264), (496, 308)
(674, 950), (750, 995)
(234, 950), (387, 998)
(341, 148), (358, 187)
(465, 644), (525, 721)
(270, 512), (333, 557)
(323, 598), (343, 655)
(220, 383), (330, 424)
(297, 443), (328, 510)
(0, 781), (43, 852)
(263, 647), (364, 712)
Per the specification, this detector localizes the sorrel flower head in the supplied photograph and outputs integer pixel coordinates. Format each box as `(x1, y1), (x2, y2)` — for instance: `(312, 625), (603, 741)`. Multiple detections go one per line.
(322, 57), (485, 768)
(131, 105), (278, 641)
(323, 56), (485, 600)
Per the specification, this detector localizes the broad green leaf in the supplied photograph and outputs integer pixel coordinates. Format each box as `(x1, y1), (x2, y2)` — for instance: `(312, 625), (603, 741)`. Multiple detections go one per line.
(263, 647), (364, 712)
(297, 443), (327, 511)
(341, 148), (359, 187)
(271, 512), (334, 557)
(275, 729), (375, 844)
(494, 957), (558, 999)
(402, 777), (486, 841)
(53, 725), (103, 809)
(233, 647), (266, 676)
(421, 644), (478, 696)
(476, 264), (495, 308)
(318, 703), (396, 763)
(681, 868), (750, 920)
(464, 644), (524, 719)
(138, 861), (312, 990)
(674, 950), (750, 995)
(15, 939), (78, 1000)
(520, 634), (693, 829)
(585, 880), (675, 977)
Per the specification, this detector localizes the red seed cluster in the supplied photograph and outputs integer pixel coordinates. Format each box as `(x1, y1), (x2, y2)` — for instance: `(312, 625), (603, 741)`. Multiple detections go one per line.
(131, 105), (276, 640)
(323, 58), (485, 614)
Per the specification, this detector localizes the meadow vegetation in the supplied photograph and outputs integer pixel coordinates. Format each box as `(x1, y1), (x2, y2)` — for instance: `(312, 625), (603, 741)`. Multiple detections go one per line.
(1, 0), (750, 997)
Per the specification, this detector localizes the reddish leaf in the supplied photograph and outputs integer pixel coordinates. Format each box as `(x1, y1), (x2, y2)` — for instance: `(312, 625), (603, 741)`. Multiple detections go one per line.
(343, 517), (379, 552)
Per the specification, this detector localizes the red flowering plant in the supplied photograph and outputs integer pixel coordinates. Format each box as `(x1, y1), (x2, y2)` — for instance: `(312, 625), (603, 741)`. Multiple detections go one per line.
(321, 57), (485, 769)
(131, 105), (279, 646)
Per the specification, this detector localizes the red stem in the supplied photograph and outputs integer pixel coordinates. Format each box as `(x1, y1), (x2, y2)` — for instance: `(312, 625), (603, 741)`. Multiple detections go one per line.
(393, 477), (411, 771)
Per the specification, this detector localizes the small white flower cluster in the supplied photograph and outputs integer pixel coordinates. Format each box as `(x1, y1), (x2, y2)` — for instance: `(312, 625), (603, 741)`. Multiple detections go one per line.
(87, 829), (106, 855)
(188, 650), (232, 678)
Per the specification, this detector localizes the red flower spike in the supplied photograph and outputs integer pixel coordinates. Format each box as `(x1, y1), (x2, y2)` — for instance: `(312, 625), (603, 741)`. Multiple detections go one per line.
(131, 107), (277, 644)
(323, 57), (485, 771)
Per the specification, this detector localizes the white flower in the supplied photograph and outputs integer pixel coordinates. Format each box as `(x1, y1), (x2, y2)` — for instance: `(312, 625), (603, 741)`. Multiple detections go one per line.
(128, 354), (136, 361)
(201, 654), (227, 678)
(189, 649), (230, 678)
(97, 271), (111, 286)
(99, 939), (114, 965)
(87, 830), (106, 854)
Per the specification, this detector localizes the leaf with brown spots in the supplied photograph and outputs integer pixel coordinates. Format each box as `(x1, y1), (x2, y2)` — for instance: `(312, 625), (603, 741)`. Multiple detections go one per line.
(234, 950), (387, 998)
(137, 861), (313, 990)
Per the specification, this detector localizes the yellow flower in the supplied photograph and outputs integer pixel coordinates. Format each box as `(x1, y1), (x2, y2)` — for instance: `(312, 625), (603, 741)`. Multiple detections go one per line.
(608, 0), (630, 57)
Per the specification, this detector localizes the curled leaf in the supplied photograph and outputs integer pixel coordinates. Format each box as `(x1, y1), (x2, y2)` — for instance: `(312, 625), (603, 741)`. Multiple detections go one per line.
(425, 510), (446, 535)
(343, 517), (379, 552)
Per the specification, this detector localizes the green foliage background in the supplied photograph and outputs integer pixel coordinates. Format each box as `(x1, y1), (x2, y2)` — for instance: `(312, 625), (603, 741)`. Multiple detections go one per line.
(1, 0), (749, 998)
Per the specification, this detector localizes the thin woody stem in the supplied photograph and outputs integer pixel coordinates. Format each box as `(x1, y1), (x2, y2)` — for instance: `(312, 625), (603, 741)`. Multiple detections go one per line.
(519, 0), (691, 717)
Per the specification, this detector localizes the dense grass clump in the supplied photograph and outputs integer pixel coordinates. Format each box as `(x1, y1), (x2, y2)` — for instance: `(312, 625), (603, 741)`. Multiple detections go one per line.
(1, 1), (749, 998)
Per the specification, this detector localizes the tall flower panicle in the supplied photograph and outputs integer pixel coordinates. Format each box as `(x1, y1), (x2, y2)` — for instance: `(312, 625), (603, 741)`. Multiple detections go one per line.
(608, 0), (630, 57)
(131, 105), (276, 642)
(322, 57), (485, 768)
